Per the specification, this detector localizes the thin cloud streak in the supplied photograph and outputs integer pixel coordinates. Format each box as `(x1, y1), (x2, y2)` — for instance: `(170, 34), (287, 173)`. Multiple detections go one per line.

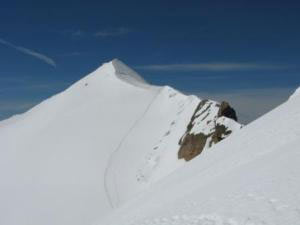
(94, 28), (131, 37)
(60, 52), (81, 57)
(0, 38), (56, 67)
(71, 30), (85, 37)
(135, 63), (289, 72)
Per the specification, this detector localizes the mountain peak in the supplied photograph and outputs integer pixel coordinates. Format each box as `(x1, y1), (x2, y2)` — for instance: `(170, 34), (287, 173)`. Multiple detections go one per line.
(108, 59), (151, 88)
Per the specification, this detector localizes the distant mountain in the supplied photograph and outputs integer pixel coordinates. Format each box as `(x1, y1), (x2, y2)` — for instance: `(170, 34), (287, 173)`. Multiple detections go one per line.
(0, 59), (241, 225)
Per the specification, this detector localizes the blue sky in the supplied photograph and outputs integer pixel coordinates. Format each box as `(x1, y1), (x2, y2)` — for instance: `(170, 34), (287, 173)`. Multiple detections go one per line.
(0, 0), (300, 123)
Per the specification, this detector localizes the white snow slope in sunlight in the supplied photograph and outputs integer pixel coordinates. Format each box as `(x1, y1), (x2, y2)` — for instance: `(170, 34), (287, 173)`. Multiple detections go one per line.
(0, 59), (240, 225)
(100, 86), (300, 225)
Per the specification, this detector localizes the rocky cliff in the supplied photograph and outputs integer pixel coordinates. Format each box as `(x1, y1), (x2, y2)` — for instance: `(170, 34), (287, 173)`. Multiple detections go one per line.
(178, 99), (242, 161)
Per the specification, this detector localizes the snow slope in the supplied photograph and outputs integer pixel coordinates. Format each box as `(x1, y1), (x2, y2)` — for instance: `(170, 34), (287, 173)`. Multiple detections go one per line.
(100, 87), (300, 225)
(0, 59), (240, 225)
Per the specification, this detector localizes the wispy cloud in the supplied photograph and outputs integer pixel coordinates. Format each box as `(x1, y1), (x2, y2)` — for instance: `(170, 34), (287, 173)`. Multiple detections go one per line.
(59, 29), (85, 39)
(0, 38), (56, 67)
(71, 30), (84, 37)
(60, 27), (131, 39)
(59, 52), (81, 57)
(135, 63), (288, 72)
(94, 27), (131, 37)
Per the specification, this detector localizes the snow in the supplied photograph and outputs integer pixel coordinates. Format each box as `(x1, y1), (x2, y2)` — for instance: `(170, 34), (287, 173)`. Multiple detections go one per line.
(112, 59), (151, 89)
(100, 85), (300, 225)
(289, 86), (300, 99)
(0, 59), (240, 225)
(3, 59), (297, 225)
(189, 100), (242, 136)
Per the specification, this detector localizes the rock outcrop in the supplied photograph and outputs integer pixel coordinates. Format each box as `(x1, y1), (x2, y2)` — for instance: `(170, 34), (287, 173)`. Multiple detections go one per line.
(178, 99), (242, 161)
(217, 101), (238, 121)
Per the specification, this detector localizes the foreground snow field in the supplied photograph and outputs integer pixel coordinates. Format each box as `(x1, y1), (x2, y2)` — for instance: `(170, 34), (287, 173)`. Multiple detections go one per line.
(100, 88), (300, 225)
(0, 60), (240, 225)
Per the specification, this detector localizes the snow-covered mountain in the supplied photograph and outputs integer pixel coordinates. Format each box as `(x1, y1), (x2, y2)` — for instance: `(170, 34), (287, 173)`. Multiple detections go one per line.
(101, 86), (300, 225)
(0, 59), (241, 225)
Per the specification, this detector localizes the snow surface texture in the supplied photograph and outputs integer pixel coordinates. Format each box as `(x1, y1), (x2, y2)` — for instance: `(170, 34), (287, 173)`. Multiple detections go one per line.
(0, 59), (240, 225)
(100, 86), (300, 225)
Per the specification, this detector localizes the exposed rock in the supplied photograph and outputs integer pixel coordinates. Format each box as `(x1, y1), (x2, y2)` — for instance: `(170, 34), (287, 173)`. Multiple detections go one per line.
(178, 133), (209, 161)
(210, 124), (232, 146)
(186, 99), (208, 131)
(217, 101), (238, 121)
(178, 99), (241, 161)
(179, 99), (208, 145)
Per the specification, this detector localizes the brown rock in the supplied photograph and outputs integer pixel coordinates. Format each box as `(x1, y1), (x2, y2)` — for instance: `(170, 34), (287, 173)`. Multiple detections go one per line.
(178, 100), (238, 161)
(210, 124), (232, 146)
(218, 101), (238, 121)
(178, 133), (209, 161)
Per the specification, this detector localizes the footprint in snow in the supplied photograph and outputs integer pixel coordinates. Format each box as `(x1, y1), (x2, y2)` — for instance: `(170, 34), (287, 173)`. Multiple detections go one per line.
(177, 110), (184, 115)
(169, 93), (177, 98)
(164, 131), (171, 136)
